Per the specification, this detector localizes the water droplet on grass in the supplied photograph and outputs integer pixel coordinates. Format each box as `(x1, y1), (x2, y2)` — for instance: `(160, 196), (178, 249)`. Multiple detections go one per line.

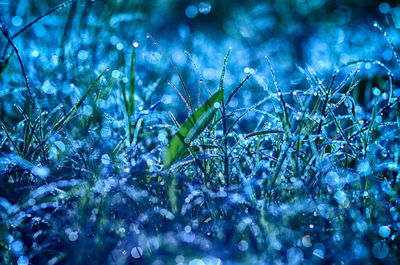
(31, 50), (39, 58)
(238, 240), (249, 251)
(42, 80), (56, 94)
(12, 16), (23, 27)
(68, 231), (78, 241)
(78, 50), (89, 61)
(198, 2), (211, 14)
(379, 225), (391, 238)
(185, 5), (198, 18)
(101, 154), (111, 165)
(325, 171), (340, 185)
(313, 248), (324, 259)
(373, 87), (381, 96)
(313, 243), (325, 259)
(100, 127), (111, 138)
(32, 166), (50, 178)
(12, 240), (23, 252)
(372, 242), (389, 259)
(55, 141), (65, 152)
(112, 70), (121, 79)
(131, 246), (143, 258)
(334, 190), (350, 208)
(116, 43), (124, 50)
(189, 259), (206, 265)
(379, 2), (390, 14)
(286, 248), (304, 265)
(17, 256), (29, 265)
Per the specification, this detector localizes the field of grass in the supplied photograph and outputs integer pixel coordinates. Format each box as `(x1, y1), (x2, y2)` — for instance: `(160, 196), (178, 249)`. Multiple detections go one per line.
(1, 0), (400, 264)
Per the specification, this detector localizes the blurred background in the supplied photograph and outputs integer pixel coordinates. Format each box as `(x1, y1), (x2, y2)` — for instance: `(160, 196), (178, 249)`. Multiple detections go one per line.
(1, 0), (400, 115)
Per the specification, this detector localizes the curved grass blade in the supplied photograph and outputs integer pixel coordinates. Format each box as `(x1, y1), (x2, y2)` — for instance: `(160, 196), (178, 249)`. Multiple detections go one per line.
(164, 89), (224, 167)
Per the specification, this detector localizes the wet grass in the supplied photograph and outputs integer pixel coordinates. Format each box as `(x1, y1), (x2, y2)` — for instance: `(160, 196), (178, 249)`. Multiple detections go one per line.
(1, 1), (400, 264)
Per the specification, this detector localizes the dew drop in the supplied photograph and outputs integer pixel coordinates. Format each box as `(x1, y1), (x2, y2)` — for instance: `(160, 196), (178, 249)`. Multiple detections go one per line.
(185, 5), (198, 18)
(41, 80), (56, 94)
(101, 154), (111, 165)
(198, 2), (211, 14)
(12, 16), (23, 27)
(68, 231), (78, 241)
(116, 42), (124, 50)
(325, 171), (340, 185)
(379, 225), (391, 238)
(31, 50), (39, 57)
(313, 248), (324, 259)
(32, 166), (50, 179)
(17, 256), (29, 265)
(12, 240), (23, 252)
(78, 50), (89, 61)
(189, 259), (206, 265)
(238, 240), (249, 251)
(131, 246), (143, 259)
(372, 242), (389, 259)
(112, 70), (121, 79)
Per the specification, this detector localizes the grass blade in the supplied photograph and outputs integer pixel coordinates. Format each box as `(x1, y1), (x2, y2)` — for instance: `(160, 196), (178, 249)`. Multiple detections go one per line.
(164, 89), (224, 167)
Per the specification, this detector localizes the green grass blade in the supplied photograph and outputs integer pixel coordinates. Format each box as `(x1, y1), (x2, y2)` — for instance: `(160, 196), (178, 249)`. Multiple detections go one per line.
(52, 69), (108, 132)
(164, 89), (224, 167)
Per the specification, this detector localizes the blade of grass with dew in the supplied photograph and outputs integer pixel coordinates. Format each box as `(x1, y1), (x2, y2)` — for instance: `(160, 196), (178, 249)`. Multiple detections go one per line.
(147, 33), (193, 112)
(164, 89), (224, 168)
(52, 69), (108, 132)
(121, 45), (136, 143)
(0, 122), (20, 154)
(226, 73), (252, 105)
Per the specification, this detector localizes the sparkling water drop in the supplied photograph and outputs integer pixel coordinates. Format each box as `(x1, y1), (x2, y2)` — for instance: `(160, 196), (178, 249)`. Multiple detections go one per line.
(32, 166), (50, 179)
(55, 141), (65, 152)
(198, 2), (211, 14)
(372, 242), (389, 259)
(116, 43), (124, 50)
(189, 259), (206, 265)
(379, 225), (391, 238)
(185, 5), (198, 18)
(78, 50), (89, 61)
(313, 249), (324, 259)
(100, 127), (111, 138)
(325, 171), (340, 185)
(68, 231), (78, 241)
(17, 256), (29, 265)
(12, 16), (23, 27)
(379, 2), (390, 14)
(12, 241), (23, 252)
(112, 70), (121, 79)
(238, 240), (249, 251)
(101, 154), (111, 165)
(41, 80), (56, 94)
(131, 246), (143, 258)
